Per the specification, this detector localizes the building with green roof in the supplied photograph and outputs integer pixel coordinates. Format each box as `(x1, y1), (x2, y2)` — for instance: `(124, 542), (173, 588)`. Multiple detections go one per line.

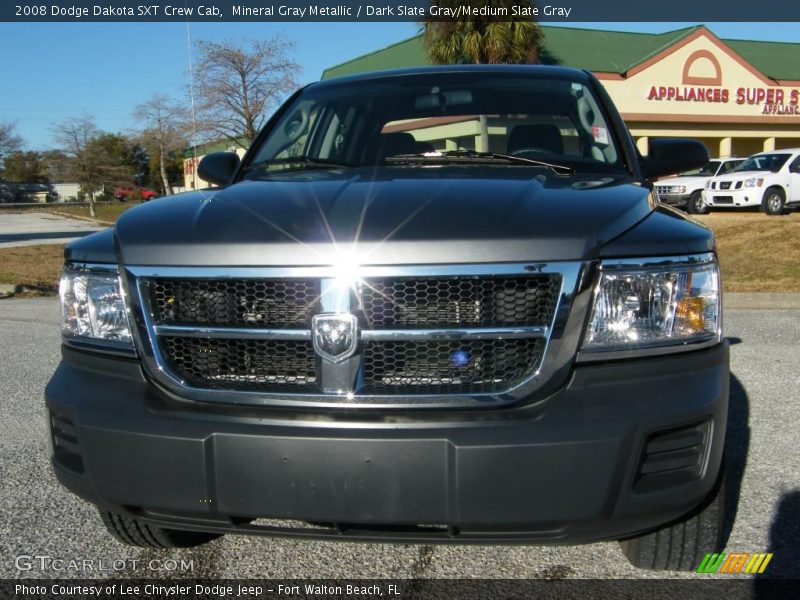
(184, 25), (800, 189)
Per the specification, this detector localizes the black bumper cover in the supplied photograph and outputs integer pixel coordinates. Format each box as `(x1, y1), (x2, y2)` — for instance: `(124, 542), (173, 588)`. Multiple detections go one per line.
(45, 342), (729, 544)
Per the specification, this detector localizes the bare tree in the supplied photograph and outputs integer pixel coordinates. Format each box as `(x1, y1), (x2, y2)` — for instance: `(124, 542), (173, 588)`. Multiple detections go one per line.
(133, 94), (187, 196)
(194, 37), (300, 145)
(0, 121), (23, 176)
(52, 116), (102, 217)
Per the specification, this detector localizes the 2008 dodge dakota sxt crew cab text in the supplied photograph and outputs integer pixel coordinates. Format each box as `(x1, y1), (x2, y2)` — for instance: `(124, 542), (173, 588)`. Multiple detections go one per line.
(46, 65), (729, 571)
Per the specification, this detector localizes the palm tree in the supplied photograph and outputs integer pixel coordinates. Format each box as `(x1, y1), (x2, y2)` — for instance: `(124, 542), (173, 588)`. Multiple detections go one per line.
(422, 1), (542, 150)
(423, 2), (542, 64)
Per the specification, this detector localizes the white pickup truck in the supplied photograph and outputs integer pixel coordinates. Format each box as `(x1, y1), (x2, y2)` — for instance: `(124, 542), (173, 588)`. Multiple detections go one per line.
(701, 149), (800, 215)
(656, 158), (743, 214)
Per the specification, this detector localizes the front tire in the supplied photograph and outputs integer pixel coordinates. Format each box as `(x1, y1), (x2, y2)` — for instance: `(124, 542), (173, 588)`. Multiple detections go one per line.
(761, 188), (786, 215)
(618, 467), (725, 571)
(686, 190), (708, 215)
(99, 510), (221, 548)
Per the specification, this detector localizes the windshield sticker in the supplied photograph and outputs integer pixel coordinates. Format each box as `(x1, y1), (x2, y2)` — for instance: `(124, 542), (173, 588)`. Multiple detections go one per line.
(592, 126), (609, 145)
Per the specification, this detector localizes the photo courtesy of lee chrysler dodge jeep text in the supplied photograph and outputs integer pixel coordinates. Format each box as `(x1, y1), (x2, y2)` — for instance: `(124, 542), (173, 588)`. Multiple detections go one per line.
(47, 66), (729, 571)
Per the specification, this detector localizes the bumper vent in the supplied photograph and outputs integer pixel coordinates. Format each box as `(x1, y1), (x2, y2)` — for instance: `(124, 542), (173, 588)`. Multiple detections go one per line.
(50, 412), (84, 474)
(634, 420), (712, 493)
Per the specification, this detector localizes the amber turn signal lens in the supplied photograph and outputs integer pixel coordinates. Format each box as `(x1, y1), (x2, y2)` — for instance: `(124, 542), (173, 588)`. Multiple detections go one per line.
(675, 296), (705, 333)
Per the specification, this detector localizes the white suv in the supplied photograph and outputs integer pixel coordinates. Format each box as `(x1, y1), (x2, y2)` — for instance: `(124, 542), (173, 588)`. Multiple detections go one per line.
(656, 158), (744, 214)
(701, 149), (800, 215)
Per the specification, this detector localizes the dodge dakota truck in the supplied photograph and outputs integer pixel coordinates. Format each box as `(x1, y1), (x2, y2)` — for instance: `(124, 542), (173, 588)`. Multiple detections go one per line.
(47, 65), (729, 571)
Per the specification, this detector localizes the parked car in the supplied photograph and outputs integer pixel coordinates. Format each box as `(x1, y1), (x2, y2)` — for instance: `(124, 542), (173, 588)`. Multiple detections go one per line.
(701, 149), (800, 215)
(113, 185), (158, 201)
(655, 157), (744, 214)
(48, 65), (728, 571)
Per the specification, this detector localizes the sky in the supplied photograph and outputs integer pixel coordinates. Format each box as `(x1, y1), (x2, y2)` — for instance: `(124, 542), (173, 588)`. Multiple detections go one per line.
(1, 21), (799, 150)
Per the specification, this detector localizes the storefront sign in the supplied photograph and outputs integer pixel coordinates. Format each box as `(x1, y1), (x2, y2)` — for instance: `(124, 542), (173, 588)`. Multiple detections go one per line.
(647, 86), (799, 107)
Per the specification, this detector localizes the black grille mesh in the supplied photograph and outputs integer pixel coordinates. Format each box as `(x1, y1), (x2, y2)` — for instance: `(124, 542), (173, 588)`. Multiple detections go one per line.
(160, 337), (317, 392)
(147, 274), (557, 397)
(150, 279), (319, 328)
(362, 338), (544, 395)
(358, 275), (559, 329)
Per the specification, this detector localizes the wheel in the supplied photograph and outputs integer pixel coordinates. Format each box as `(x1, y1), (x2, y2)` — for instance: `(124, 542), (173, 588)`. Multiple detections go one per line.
(99, 509), (221, 548)
(761, 188), (785, 215)
(686, 190), (708, 215)
(618, 467), (725, 571)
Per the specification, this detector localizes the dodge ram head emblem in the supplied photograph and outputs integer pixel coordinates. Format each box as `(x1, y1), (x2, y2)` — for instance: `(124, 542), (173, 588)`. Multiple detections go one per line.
(311, 314), (358, 363)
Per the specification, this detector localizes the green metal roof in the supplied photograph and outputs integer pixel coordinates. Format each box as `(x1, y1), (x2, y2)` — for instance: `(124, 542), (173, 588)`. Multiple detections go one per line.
(537, 25), (701, 73)
(322, 35), (431, 80)
(725, 38), (800, 81)
(321, 25), (800, 82)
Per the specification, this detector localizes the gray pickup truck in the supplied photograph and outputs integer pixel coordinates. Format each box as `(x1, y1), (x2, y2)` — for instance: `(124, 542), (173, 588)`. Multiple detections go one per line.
(47, 65), (728, 571)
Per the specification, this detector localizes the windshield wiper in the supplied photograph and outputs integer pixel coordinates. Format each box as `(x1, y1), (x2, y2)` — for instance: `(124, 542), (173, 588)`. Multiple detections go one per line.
(385, 150), (574, 175)
(244, 157), (356, 172)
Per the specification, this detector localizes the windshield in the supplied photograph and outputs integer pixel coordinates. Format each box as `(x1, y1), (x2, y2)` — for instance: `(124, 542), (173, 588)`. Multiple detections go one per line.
(244, 72), (627, 177)
(678, 161), (720, 177)
(733, 154), (790, 173)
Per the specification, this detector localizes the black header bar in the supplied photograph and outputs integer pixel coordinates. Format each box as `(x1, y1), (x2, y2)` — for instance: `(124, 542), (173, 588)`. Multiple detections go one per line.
(3, 1), (798, 22)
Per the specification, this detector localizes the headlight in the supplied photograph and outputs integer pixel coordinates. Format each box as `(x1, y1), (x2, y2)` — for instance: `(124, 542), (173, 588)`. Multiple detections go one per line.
(581, 254), (720, 357)
(743, 177), (764, 188)
(670, 185), (687, 194)
(705, 180), (712, 189)
(60, 264), (133, 347)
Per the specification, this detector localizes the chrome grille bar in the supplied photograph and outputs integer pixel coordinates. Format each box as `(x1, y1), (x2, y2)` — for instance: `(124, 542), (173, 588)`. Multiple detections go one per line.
(153, 325), (547, 341)
(153, 325), (312, 340)
(361, 326), (548, 341)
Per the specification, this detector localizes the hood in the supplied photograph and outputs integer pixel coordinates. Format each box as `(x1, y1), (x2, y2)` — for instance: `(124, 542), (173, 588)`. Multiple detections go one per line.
(711, 170), (766, 181)
(114, 167), (654, 266)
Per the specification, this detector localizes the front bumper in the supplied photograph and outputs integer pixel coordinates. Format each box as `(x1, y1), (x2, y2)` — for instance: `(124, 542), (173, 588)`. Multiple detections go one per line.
(45, 342), (729, 544)
(657, 192), (692, 207)
(702, 188), (760, 208)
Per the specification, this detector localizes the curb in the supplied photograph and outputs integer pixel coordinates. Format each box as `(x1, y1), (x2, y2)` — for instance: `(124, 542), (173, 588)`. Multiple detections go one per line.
(0, 283), (58, 299)
(47, 210), (114, 227)
(725, 292), (800, 310)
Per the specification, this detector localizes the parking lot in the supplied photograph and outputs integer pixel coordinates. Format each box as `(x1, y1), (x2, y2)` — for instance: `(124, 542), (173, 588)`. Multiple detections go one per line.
(1, 297), (797, 580)
(0, 213), (103, 249)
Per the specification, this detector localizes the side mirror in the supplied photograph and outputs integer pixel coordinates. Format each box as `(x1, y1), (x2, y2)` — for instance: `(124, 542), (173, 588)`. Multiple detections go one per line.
(641, 138), (709, 180)
(198, 152), (240, 186)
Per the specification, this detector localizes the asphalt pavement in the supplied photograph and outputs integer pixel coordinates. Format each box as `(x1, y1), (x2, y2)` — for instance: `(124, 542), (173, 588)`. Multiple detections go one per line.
(0, 298), (797, 580)
(0, 213), (103, 248)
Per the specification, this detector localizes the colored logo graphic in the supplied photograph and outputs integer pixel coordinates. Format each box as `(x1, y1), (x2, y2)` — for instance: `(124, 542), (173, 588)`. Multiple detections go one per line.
(696, 552), (773, 574)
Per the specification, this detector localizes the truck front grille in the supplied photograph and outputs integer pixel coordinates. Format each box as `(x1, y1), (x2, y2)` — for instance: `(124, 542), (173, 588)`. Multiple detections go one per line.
(161, 337), (317, 392)
(362, 338), (545, 395)
(151, 278), (319, 328)
(358, 275), (557, 329)
(132, 264), (578, 407)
